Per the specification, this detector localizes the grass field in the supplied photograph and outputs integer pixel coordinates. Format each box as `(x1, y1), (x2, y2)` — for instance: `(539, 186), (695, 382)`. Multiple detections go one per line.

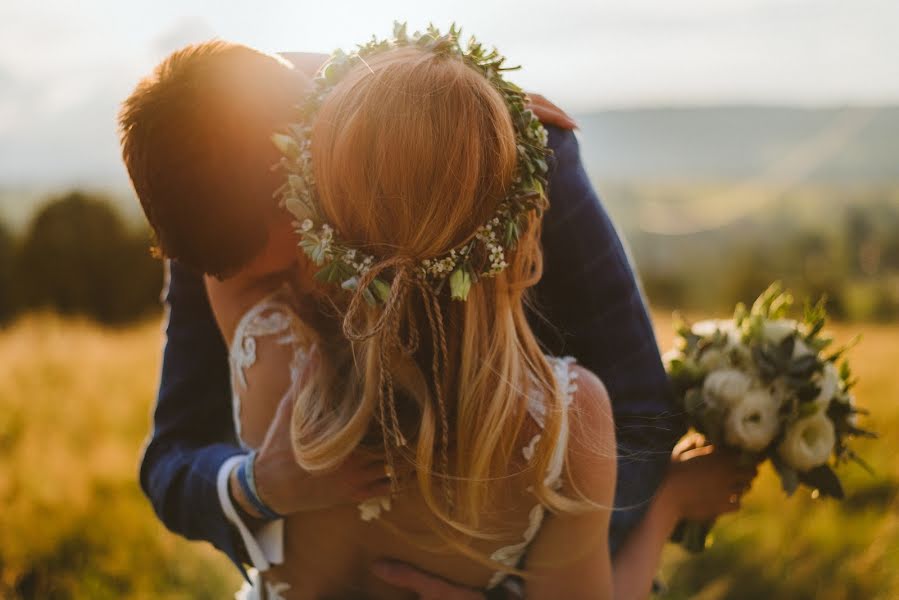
(0, 314), (895, 598)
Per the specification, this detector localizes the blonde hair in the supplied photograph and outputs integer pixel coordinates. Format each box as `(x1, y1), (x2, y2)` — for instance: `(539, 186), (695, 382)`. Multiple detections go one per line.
(290, 47), (583, 570)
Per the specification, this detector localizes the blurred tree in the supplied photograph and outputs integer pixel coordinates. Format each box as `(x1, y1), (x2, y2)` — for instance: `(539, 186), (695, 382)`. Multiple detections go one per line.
(0, 219), (19, 323)
(17, 191), (162, 324)
(845, 206), (873, 277)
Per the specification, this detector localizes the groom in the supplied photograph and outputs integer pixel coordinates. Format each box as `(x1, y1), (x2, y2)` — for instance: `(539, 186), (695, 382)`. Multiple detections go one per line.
(131, 45), (683, 597)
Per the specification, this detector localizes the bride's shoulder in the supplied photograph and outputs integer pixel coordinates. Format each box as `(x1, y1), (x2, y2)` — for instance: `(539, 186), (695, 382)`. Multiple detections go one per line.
(565, 364), (616, 488)
(567, 365), (612, 435)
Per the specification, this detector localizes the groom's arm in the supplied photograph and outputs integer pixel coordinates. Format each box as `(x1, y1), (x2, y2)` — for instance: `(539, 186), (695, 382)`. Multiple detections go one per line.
(530, 126), (687, 555)
(139, 260), (249, 570)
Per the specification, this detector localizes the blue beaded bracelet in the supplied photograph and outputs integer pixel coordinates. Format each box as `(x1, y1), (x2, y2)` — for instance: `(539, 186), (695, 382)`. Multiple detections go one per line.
(235, 450), (283, 521)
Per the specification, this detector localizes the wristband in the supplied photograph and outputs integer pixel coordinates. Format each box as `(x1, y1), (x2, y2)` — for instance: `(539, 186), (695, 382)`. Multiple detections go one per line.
(236, 450), (284, 521)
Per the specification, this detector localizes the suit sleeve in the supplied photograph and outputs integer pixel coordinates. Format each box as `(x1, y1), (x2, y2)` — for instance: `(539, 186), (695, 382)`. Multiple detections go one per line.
(530, 127), (687, 555)
(138, 260), (248, 569)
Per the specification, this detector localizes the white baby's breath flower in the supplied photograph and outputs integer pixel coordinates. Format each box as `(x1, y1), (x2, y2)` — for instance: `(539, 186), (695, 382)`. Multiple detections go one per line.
(702, 368), (753, 409)
(778, 413), (836, 472)
(724, 388), (779, 451)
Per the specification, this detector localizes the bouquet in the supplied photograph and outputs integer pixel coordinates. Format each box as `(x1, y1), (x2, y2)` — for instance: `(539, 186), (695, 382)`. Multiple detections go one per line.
(665, 283), (874, 552)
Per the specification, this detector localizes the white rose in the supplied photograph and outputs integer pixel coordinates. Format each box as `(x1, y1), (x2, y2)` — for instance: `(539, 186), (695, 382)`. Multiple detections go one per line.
(693, 319), (727, 338)
(724, 388), (780, 451)
(813, 362), (840, 412)
(693, 320), (740, 347)
(778, 414), (836, 472)
(698, 347), (729, 371)
(703, 368), (753, 409)
(763, 319), (801, 344)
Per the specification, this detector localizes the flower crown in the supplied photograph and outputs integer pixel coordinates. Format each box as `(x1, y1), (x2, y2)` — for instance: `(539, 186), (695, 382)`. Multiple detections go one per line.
(272, 22), (552, 303)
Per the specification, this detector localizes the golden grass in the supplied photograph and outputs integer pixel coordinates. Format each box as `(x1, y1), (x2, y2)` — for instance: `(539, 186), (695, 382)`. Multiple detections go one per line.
(0, 314), (895, 598)
(0, 315), (240, 598)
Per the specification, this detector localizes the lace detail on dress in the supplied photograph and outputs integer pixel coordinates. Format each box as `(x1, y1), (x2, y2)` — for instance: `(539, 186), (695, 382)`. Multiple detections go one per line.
(486, 356), (578, 589)
(229, 284), (310, 449)
(358, 495), (392, 521)
(234, 568), (290, 600)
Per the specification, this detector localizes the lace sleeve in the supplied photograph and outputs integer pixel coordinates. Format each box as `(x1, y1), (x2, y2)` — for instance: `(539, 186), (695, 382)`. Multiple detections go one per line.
(229, 290), (312, 449)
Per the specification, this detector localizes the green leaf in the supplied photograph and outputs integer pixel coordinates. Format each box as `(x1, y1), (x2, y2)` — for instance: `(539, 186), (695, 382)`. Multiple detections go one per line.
(670, 520), (713, 554)
(798, 464), (845, 499)
(362, 287), (377, 306)
(752, 346), (780, 380)
(284, 196), (311, 222)
(370, 278), (391, 304)
(299, 237), (327, 266)
(798, 401), (820, 418)
(504, 219), (519, 247)
(777, 335), (796, 364)
(393, 21), (408, 41)
(845, 449), (876, 476)
(788, 355), (821, 379)
(271, 133), (300, 160)
(449, 266), (472, 301)
(314, 260), (351, 283)
(697, 405), (726, 446)
(796, 381), (821, 404)
(672, 312), (688, 336)
(683, 388), (705, 416)
(771, 454), (800, 496)
(733, 302), (748, 326)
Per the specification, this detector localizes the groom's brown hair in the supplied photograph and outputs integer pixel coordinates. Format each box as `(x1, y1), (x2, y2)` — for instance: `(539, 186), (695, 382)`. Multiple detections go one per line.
(119, 41), (306, 277)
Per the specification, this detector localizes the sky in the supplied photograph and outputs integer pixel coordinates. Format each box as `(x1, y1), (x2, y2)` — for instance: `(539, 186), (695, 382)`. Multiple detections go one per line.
(1, 0), (898, 192)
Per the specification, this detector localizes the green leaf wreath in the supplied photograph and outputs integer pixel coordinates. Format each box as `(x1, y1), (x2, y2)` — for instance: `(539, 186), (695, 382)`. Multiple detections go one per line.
(272, 22), (552, 303)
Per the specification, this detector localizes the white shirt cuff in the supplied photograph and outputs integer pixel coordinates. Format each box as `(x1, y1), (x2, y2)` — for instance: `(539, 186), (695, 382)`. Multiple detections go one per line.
(216, 455), (285, 570)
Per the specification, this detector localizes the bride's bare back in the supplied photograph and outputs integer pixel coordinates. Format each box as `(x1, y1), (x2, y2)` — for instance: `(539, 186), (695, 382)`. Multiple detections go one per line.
(270, 481), (538, 599)
(206, 277), (531, 597)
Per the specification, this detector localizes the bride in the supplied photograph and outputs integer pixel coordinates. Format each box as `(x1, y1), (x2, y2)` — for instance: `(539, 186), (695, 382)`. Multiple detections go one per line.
(204, 28), (753, 600)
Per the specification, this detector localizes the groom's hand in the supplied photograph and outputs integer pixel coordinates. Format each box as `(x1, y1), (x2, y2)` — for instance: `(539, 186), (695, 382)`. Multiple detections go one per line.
(236, 352), (393, 516)
(525, 92), (577, 130)
(372, 560), (501, 599)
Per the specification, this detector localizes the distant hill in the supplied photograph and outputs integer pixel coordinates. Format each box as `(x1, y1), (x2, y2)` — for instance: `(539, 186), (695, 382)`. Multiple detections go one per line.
(2, 105), (899, 230)
(575, 105), (899, 184)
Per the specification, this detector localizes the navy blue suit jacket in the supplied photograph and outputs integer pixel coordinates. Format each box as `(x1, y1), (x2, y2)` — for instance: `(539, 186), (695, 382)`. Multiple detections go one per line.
(139, 125), (685, 572)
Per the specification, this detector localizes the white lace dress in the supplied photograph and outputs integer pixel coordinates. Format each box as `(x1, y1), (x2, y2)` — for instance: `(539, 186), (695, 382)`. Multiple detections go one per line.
(229, 287), (578, 597)
(230, 286), (309, 600)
